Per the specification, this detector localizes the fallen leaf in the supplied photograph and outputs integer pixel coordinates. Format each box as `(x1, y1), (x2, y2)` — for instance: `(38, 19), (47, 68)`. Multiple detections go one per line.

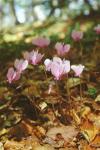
(67, 78), (85, 88)
(95, 95), (100, 102)
(0, 142), (4, 150)
(71, 109), (81, 125)
(4, 139), (55, 150)
(88, 113), (100, 129)
(81, 120), (99, 142)
(80, 106), (91, 119)
(46, 125), (78, 142)
(90, 135), (100, 148)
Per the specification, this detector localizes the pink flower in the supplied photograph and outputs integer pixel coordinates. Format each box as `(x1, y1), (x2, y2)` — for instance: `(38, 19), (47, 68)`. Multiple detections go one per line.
(71, 64), (84, 77)
(94, 24), (100, 34)
(44, 57), (70, 80)
(44, 59), (52, 71)
(32, 37), (50, 47)
(23, 50), (44, 65)
(52, 57), (70, 74)
(14, 59), (28, 73)
(51, 62), (64, 80)
(62, 60), (70, 74)
(29, 50), (44, 65)
(55, 42), (70, 56)
(71, 30), (83, 41)
(7, 67), (20, 83)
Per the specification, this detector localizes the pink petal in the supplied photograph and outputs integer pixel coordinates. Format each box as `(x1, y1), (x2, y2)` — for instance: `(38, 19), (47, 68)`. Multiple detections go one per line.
(32, 37), (50, 47)
(71, 30), (83, 41)
(55, 42), (70, 56)
(53, 57), (62, 64)
(44, 59), (52, 71)
(71, 65), (84, 77)
(30, 50), (44, 65)
(94, 24), (100, 34)
(7, 67), (16, 83)
(14, 59), (28, 72)
(63, 60), (70, 73)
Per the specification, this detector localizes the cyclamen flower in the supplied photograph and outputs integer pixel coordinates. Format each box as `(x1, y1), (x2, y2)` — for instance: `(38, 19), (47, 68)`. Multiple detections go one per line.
(7, 67), (20, 83)
(44, 57), (70, 80)
(71, 64), (84, 77)
(44, 59), (52, 71)
(94, 24), (100, 34)
(29, 50), (44, 65)
(62, 60), (70, 74)
(55, 42), (70, 56)
(51, 62), (64, 80)
(32, 37), (50, 47)
(71, 30), (83, 41)
(23, 50), (44, 65)
(52, 57), (70, 74)
(44, 57), (62, 72)
(14, 59), (28, 73)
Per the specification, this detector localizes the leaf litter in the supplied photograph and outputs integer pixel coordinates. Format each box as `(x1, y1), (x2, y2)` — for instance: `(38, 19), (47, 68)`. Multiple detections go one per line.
(0, 23), (100, 150)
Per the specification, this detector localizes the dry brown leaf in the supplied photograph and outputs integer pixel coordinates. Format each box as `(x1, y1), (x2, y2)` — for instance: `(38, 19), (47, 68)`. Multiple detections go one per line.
(90, 135), (100, 148)
(95, 95), (100, 102)
(80, 106), (91, 119)
(4, 139), (55, 150)
(88, 113), (100, 129)
(81, 120), (99, 142)
(71, 109), (81, 125)
(83, 145), (95, 150)
(33, 144), (55, 150)
(36, 126), (46, 136)
(67, 78), (85, 88)
(0, 142), (4, 150)
(46, 125), (78, 142)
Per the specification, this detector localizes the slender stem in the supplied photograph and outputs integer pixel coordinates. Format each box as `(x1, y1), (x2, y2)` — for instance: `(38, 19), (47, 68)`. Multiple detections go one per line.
(52, 103), (57, 120)
(93, 40), (97, 60)
(72, 74), (75, 87)
(66, 74), (70, 101)
(80, 77), (83, 100)
(55, 80), (61, 103)
(55, 80), (67, 124)
(55, 80), (62, 112)
(55, 80), (59, 94)
(80, 41), (83, 61)
(44, 68), (58, 120)
(44, 67), (48, 80)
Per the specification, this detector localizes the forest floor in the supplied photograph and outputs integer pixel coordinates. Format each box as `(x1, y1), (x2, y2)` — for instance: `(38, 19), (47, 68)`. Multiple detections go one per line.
(0, 19), (100, 150)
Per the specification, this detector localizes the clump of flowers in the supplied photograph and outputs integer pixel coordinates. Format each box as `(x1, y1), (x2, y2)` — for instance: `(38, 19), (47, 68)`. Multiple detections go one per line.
(94, 24), (100, 34)
(44, 57), (85, 80)
(7, 49), (44, 83)
(71, 30), (83, 41)
(55, 42), (70, 56)
(7, 32), (86, 106)
(32, 37), (50, 47)
(44, 57), (70, 80)
(7, 59), (28, 83)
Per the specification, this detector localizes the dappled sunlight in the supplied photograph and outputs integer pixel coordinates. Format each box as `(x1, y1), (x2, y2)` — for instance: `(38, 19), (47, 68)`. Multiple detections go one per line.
(0, 0), (100, 150)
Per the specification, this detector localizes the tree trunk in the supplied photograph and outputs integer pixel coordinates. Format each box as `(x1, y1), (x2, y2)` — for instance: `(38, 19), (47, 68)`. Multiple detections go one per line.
(9, 0), (20, 25)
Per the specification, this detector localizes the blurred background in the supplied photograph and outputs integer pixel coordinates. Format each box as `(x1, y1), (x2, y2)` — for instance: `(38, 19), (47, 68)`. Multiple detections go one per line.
(0, 0), (100, 75)
(0, 0), (100, 28)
